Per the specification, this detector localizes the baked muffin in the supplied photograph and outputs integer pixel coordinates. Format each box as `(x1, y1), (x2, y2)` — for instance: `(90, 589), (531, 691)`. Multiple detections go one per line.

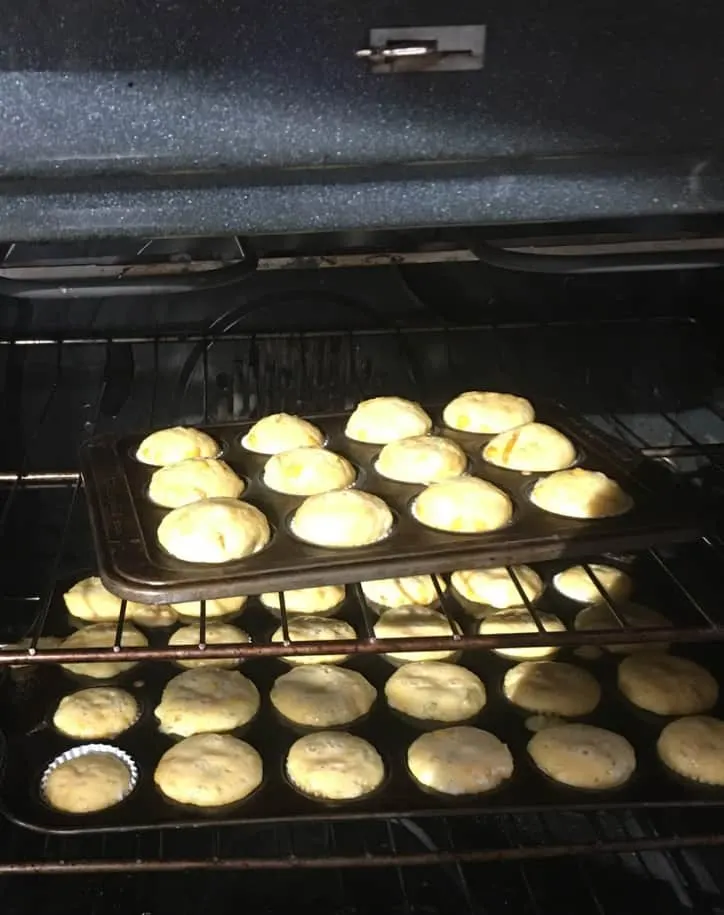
(528, 723), (636, 789)
(148, 458), (244, 508)
(60, 623), (148, 679)
(373, 606), (460, 663)
(574, 602), (670, 654)
(241, 413), (324, 454)
(171, 595), (247, 620)
(478, 608), (566, 660)
(169, 622), (251, 669)
(63, 576), (175, 627)
(263, 447), (355, 495)
(451, 565), (543, 614)
(345, 396), (432, 444)
(290, 490), (393, 548)
(375, 435), (467, 484)
(407, 726), (513, 795)
(483, 422), (576, 473)
(412, 477), (513, 534)
(442, 391), (535, 434)
(155, 733), (262, 806)
(260, 585), (346, 616)
(53, 688), (139, 739)
(530, 468), (633, 519)
(502, 661), (601, 717)
(617, 653), (718, 715)
(126, 604), (179, 628)
(270, 616), (356, 666)
(385, 661), (486, 722)
(155, 668), (260, 736)
(43, 749), (136, 814)
(553, 563), (632, 604)
(136, 426), (218, 466)
(286, 732), (385, 800)
(657, 716), (724, 785)
(158, 498), (270, 563)
(271, 665), (376, 727)
(360, 575), (445, 610)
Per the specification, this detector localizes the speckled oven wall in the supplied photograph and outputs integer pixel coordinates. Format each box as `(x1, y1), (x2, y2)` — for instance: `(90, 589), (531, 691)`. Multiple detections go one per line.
(1, 0), (723, 237)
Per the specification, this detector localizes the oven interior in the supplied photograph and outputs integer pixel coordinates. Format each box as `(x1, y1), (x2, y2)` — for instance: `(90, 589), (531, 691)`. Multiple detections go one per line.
(1, 236), (724, 912)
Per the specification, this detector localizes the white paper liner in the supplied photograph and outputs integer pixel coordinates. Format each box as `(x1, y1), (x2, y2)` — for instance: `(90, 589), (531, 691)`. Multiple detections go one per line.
(40, 743), (139, 810)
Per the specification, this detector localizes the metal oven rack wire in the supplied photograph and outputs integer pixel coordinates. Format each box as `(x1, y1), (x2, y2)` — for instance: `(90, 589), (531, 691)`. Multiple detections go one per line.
(2, 317), (724, 901)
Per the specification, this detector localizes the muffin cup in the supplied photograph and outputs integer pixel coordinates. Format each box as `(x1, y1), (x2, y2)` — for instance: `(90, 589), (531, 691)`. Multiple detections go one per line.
(40, 743), (139, 812)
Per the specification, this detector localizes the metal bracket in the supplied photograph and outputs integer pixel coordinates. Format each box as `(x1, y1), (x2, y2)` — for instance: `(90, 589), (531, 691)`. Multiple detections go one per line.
(356, 25), (485, 73)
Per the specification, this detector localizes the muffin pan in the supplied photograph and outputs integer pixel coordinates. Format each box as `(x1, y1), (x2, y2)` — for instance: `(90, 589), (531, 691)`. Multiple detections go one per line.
(1, 560), (724, 835)
(80, 402), (706, 603)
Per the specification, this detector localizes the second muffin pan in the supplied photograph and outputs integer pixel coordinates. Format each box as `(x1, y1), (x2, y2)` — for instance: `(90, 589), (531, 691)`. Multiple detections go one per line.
(80, 402), (706, 603)
(1, 557), (724, 835)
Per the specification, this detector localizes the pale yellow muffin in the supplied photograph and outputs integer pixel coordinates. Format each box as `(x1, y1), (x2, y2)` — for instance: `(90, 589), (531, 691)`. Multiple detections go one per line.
(483, 423), (577, 473)
(260, 585), (346, 616)
(574, 602), (670, 654)
(657, 716), (724, 785)
(270, 616), (356, 666)
(158, 498), (270, 563)
(169, 622), (251, 669)
(155, 668), (260, 737)
(63, 576), (176, 627)
(412, 477), (513, 534)
(528, 723), (636, 789)
(286, 731), (385, 800)
(345, 396), (432, 444)
(360, 575), (445, 610)
(60, 623), (148, 679)
(270, 665), (377, 727)
(148, 458), (244, 508)
(263, 447), (356, 496)
(290, 490), (393, 548)
(407, 726), (513, 795)
(154, 733), (262, 806)
(43, 751), (134, 814)
(136, 426), (218, 466)
(530, 468), (633, 519)
(553, 564), (632, 604)
(375, 435), (467, 484)
(451, 565), (543, 614)
(64, 576), (132, 622)
(171, 595), (247, 620)
(53, 688), (139, 739)
(502, 661), (601, 717)
(618, 653), (718, 715)
(241, 413), (324, 455)
(443, 391), (535, 434)
(373, 606), (460, 663)
(127, 605), (179, 628)
(478, 608), (566, 660)
(385, 661), (486, 722)
(525, 714), (569, 733)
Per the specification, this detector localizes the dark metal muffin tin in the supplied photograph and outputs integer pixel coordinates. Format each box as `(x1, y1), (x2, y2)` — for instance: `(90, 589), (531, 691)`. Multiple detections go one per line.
(80, 402), (706, 604)
(1, 562), (723, 836)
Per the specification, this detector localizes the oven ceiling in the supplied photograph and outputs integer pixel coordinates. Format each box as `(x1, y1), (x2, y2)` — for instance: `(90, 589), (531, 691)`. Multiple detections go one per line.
(1, 0), (723, 239)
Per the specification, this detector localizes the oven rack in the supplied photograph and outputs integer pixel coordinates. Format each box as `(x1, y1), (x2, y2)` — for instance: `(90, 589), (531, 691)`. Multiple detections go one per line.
(0, 803), (721, 915)
(1, 320), (724, 664)
(2, 544), (724, 666)
(1, 320), (724, 891)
